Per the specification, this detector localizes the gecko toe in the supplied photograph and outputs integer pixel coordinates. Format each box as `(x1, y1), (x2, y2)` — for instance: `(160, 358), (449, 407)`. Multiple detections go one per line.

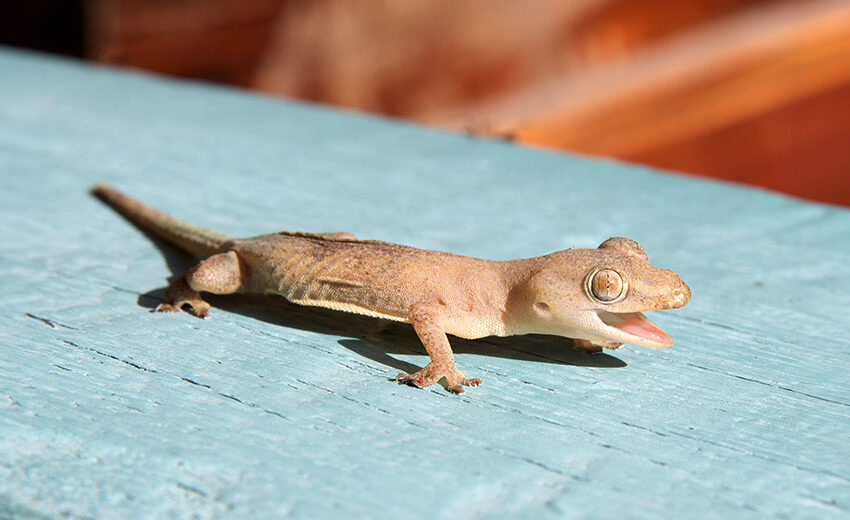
(155, 300), (210, 318)
(154, 303), (180, 313)
(395, 372), (425, 389)
(397, 364), (480, 394)
(447, 384), (465, 394)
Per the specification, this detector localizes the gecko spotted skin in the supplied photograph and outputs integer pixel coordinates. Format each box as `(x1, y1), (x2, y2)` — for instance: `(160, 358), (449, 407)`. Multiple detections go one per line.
(93, 185), (691, 394)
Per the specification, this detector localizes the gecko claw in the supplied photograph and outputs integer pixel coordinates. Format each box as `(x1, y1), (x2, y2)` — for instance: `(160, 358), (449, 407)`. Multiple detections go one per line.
(450, 377), (482, 394)
(395, 372), (425, 389)
(395, 364), (482, 394)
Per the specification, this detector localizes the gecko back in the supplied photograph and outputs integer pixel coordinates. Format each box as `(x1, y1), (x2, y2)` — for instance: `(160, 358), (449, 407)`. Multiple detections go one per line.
(231, 232), (505, 326)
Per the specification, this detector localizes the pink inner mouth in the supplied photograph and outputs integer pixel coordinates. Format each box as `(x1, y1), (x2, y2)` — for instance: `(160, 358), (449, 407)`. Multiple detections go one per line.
(599, 311), (674, 347)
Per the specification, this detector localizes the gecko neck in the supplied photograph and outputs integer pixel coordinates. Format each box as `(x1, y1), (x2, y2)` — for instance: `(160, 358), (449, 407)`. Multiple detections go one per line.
(496, 255), (551, 336)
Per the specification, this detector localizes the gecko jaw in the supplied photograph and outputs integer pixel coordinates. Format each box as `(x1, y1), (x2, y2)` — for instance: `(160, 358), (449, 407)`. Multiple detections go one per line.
(596, 310), (674, 348)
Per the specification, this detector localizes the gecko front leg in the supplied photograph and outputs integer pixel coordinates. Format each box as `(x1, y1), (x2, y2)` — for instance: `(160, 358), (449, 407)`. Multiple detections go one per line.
(396, 303), (482, 394)
(156, 251), (243, 318)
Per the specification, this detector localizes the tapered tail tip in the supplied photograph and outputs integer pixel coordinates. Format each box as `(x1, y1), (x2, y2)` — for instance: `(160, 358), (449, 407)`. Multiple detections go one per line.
(91, 183), (111, 197)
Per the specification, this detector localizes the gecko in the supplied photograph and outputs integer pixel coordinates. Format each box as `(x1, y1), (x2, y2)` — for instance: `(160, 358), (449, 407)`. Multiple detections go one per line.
(93, 185), (691, 394)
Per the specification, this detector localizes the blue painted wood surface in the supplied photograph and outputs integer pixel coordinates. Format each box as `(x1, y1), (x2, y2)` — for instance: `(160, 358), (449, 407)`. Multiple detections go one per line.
(1, 47), (848, 519)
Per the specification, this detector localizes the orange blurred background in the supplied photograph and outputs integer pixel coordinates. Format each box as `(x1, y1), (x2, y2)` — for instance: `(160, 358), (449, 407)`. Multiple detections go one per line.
(3, 0), (849, 206)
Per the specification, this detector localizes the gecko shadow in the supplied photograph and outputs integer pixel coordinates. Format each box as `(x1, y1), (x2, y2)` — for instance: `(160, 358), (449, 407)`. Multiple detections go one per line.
(221, 295), (625, 370)
(138, 288), (626, 371)
(135, 237), (626, 372)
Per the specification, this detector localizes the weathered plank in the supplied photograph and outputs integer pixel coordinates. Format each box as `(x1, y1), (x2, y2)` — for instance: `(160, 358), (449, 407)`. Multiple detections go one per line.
(0, 47), (847, 519)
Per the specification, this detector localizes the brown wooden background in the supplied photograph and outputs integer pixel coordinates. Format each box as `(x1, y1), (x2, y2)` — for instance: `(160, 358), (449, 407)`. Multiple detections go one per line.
(3, 0), (849, 205)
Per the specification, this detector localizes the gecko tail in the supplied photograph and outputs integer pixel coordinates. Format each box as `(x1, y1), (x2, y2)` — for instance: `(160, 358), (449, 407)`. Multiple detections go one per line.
(92, 184), (233, 259)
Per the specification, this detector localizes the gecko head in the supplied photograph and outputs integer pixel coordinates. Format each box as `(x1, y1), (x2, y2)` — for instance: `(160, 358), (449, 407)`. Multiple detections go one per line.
(518, 237), (690, 348)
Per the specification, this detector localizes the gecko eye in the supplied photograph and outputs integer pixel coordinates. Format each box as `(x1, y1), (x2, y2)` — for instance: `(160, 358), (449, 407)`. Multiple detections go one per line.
(587, 269), (626, 303)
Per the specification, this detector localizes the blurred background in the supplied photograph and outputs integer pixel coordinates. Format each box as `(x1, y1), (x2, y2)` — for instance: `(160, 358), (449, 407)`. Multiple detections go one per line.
(2, 0), (849, 206)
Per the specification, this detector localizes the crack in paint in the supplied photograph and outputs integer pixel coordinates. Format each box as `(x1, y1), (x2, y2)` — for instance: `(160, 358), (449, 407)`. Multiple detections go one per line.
(176, 481), (207, 498)
(295, 378), (391, 415)
(60, 340), (289, 421)
(480, 444), (584, 480)
(62, 340), (158, 373)
(25, 313), (78, 330)
(618, 419), (850, 483)
(179, 376), (289, 420)
(686, 363), (849, 407)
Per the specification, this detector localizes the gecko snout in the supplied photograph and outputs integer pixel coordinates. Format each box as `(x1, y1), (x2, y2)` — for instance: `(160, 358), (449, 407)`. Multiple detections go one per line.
(664, 276), (691, 309)
(646, 269), (691, 310)
(673, 282), (691, 307)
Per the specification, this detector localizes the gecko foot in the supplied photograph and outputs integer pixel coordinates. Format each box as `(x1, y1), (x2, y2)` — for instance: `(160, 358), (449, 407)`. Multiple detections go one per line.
(154, 303), (180, 313)
(155, 276), (211, 318)
(396, 362), (482, 394)
(155, 300), (210, 318)
(573, 339), (623, 354)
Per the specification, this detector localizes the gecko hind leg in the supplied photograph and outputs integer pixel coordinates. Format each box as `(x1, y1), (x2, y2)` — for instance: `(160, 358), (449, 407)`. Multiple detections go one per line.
(155, 251), (243, 318)
(395, 304), (482, 394)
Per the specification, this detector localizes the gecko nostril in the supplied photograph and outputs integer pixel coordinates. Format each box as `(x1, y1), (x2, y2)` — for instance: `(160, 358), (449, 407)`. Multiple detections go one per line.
(676, 284), (691, 304)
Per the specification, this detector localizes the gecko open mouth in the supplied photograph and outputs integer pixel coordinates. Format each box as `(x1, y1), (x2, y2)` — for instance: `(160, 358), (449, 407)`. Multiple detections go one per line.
(597, 310), (673, 348)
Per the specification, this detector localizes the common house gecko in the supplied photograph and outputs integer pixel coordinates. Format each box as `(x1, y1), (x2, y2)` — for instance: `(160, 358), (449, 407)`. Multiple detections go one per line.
(93, 185), (691, 394)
